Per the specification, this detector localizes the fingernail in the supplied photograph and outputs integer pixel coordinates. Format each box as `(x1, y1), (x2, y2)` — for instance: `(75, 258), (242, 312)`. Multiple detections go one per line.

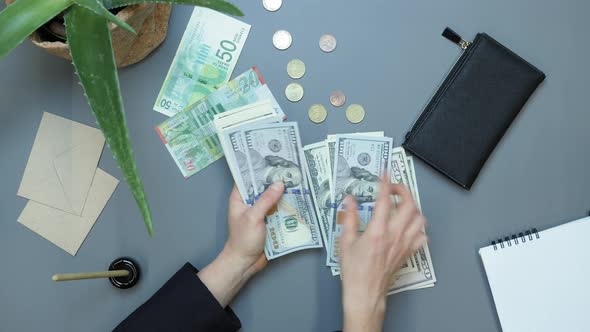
(270, 182), (284, 193)
(343, 195), (352, 205)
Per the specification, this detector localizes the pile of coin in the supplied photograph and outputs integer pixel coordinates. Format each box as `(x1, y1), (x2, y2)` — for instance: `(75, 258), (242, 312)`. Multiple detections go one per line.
(265, 1), (366, 124)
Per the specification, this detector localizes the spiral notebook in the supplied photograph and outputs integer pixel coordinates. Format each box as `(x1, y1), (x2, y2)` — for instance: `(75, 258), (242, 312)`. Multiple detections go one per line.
(479, 217), (590, 332)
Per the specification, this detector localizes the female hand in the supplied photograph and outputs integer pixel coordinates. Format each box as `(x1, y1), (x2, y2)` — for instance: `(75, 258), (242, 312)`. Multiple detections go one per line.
(198, 182), (284, 307)
(339, 179), (427, 332)
(224, 182), (284, 275)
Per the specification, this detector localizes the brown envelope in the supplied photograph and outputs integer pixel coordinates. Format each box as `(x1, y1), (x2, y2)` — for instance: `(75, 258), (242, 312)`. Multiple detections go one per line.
(18, 168), (119, 255)
(17, 112), (105, 215)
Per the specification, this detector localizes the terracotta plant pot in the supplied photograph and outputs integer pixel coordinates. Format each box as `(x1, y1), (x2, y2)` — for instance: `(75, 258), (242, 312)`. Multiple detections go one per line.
(4, 0), (172, 68)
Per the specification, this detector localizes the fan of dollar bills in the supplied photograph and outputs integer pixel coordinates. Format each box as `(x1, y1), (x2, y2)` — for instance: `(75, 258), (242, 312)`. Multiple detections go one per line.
(211, 101), (437, 294)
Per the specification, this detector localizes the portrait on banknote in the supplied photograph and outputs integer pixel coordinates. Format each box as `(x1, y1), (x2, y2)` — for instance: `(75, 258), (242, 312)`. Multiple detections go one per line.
(247, 148), (303, 193)
(333, 155), (380, 206)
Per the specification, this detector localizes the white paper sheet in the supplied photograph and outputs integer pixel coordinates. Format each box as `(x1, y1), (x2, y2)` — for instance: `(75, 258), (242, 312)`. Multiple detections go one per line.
(479, 218), (590, 332)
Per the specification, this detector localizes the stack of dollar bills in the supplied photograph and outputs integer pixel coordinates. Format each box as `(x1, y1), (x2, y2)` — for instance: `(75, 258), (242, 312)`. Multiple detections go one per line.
(303, 136), (436, 294)
(210, 102), (436, 293)
(214, 109), (323, 259)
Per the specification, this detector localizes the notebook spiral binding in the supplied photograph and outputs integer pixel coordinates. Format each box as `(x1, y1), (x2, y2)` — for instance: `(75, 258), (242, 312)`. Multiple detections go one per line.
(491, 228), (540, 250)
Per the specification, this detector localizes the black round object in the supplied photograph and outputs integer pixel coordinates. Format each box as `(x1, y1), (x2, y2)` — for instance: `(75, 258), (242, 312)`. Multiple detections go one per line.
(108, 257), (140, 289)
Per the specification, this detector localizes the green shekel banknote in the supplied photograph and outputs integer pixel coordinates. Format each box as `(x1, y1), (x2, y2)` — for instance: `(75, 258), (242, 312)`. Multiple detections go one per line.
(153, 7), (251, 117)
(156, 68), (285, 178)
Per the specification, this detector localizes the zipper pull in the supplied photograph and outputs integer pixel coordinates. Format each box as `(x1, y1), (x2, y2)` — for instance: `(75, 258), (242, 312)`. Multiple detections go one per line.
(442, 27), (471, 50)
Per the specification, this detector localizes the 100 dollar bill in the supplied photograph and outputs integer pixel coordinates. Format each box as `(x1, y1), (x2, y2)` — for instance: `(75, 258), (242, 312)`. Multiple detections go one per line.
(387, 150), (436, 294)
(325, 132), (384, 273)
(242, 123), (322, 259)
(156, 68), (284, 178)
(327, 135), (393, 266)
(305, 139), (416, 276)
(153, 7), (251, 116)
(303, 141), (332, 252)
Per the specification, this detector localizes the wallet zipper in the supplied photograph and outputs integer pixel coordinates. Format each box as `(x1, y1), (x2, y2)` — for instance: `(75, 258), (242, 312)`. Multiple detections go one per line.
(405, 28), (477, 142)
(442, 27), (472, 50)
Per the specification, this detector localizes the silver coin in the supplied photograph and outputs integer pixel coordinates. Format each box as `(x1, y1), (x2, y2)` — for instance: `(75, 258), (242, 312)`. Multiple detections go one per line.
(285, 83), (304, 102)
(329, 90), (346, 107)
(319, 34), (337, 53)
(273, 30), (292, 50)
(262, 0), (282, 12)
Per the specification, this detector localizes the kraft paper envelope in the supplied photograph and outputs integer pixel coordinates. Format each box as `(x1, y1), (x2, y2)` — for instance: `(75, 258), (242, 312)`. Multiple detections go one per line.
(18, 168), (119, 255)
(17, 112), (105, 216)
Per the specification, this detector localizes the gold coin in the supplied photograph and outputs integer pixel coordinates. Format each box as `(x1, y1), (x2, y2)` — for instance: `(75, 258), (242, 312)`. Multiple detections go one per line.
(346, 104), (365, 124)
(285, 83), (304, 102)
(287, 59), (306, 79)
(308, 104), (328, 123)
(329, 90), (346, 107)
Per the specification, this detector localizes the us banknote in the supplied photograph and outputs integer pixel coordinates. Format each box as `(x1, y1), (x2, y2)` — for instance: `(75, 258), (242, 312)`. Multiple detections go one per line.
(213, 100), (281, 135)
(406, 156), (422, 210)
(325, 132), (384, 274)
(388, 246), (436, 294)
(224, 129), (257, 204)
(153, 7), (251, 116)
(331, 257), (418, 277)
(325, 133), (384, 177)
(391, 147), (411, 188)
(327, 135), (393, 267)
(223, 122), (322, 259)
(156, 68), (285, 178)
(303, 141), (332, 252)
(217, 103), (282, 203)
(325, 133), (384, 237)
(387, 149), (436, 294)
(214, 100), (282, 160)
(304, 139), (416, 275)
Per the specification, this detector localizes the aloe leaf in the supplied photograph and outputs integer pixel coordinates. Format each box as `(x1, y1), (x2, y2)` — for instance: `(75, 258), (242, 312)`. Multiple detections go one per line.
(103, 0), (243, 16)
(65, 5), (154, 235)
(73, 0), (136, 33)
(0, 0), (73, 59)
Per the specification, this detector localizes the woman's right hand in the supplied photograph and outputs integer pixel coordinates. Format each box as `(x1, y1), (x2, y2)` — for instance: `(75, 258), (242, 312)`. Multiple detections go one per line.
(339, 179), (427, 332)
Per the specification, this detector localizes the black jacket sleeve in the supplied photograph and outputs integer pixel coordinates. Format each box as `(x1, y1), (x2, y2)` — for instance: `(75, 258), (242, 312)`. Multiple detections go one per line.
(114, 263), (241, 332)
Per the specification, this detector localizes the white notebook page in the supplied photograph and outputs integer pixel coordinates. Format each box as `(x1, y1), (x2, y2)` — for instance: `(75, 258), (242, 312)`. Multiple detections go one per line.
(479, 217), (590, 332)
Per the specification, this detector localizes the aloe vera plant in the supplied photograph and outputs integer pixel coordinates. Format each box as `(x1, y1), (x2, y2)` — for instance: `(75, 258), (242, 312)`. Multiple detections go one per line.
(0, 0), (243, 236)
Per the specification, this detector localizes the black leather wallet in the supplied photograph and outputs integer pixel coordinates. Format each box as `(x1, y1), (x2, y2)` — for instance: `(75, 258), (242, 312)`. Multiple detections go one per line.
(403, 28), (546, 189)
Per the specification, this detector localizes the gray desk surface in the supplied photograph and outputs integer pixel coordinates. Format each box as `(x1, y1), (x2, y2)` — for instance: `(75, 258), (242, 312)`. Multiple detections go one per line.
(1, 0), (589, 331)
